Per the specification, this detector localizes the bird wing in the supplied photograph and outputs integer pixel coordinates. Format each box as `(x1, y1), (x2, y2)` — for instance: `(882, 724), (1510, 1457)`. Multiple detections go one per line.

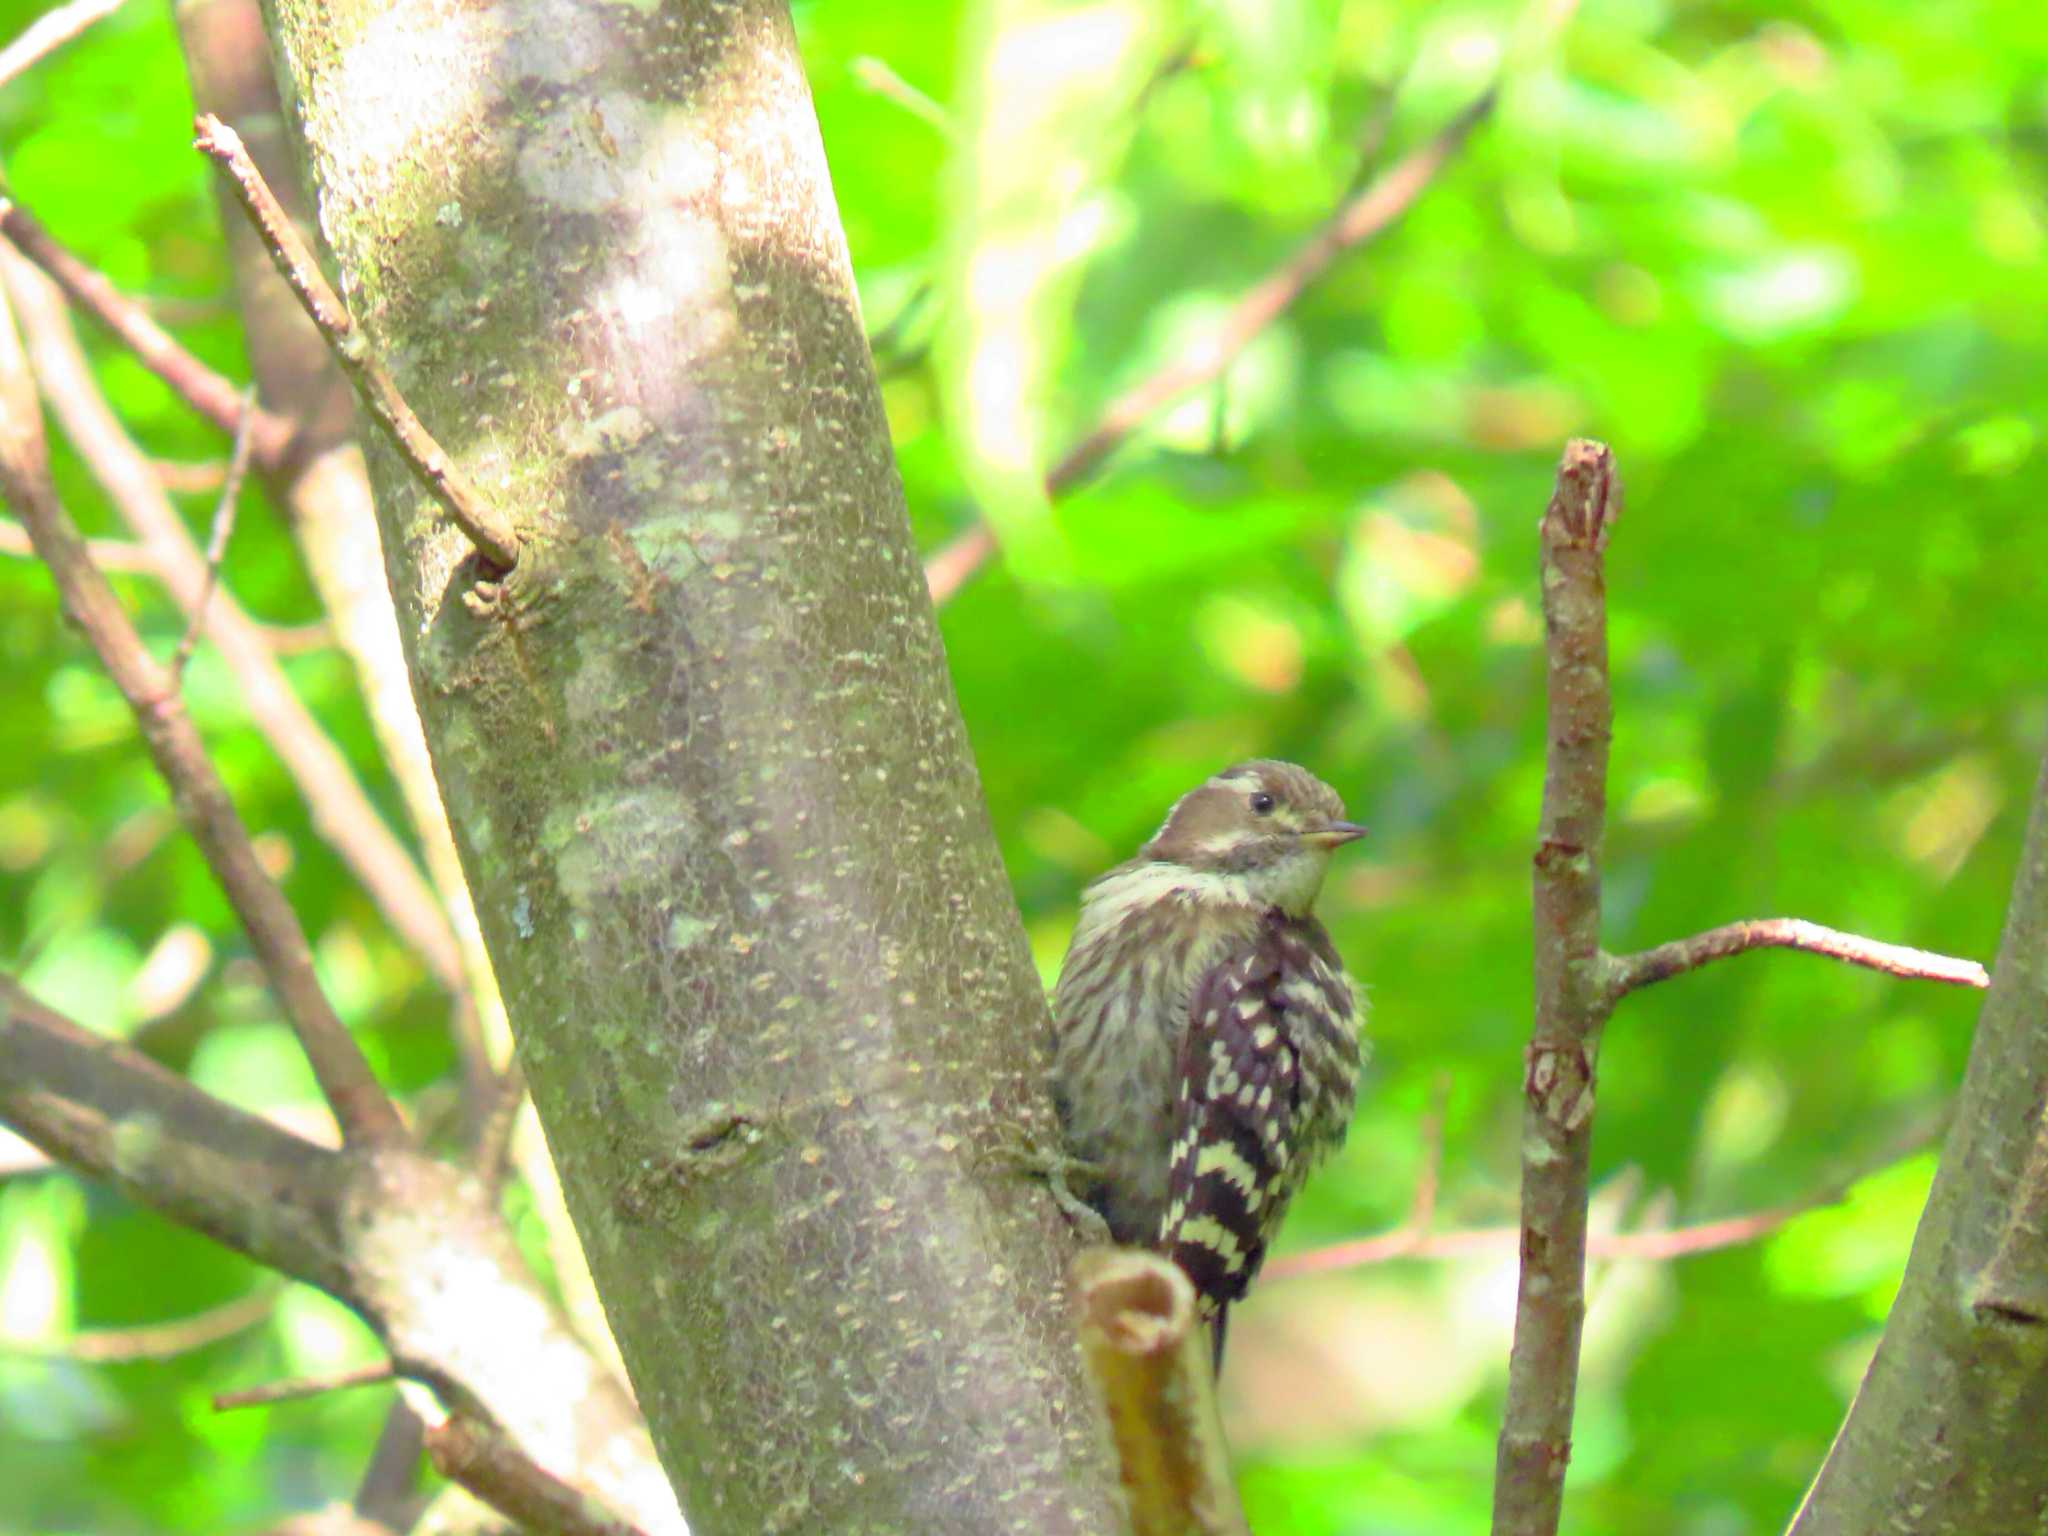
(1161, 929), (1304, 1336)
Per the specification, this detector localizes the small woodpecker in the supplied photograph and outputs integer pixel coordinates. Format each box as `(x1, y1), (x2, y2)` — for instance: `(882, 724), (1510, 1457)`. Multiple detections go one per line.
(1052, 760), (1367, 1366)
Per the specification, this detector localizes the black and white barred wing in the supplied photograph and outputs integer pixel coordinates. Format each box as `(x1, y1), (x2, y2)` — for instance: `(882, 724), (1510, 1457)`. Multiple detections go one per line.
(1160, 940), (1303, 1319)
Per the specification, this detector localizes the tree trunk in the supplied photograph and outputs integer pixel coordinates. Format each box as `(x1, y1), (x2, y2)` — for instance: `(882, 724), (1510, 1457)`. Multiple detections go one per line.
(1787, 753), (2048, 1535)
(258, 0), (1120, 1529)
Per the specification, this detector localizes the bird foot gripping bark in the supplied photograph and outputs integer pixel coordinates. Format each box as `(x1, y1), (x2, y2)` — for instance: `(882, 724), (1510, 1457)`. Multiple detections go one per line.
(989, 1132), (1114, 1247)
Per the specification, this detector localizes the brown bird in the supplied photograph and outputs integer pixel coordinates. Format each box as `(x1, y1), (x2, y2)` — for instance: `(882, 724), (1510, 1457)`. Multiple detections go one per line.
(1052, 760), (1367, 1364)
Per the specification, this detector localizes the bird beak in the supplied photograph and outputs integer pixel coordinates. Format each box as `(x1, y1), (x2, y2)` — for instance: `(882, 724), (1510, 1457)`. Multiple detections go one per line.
(1301, 820), (1368, 849)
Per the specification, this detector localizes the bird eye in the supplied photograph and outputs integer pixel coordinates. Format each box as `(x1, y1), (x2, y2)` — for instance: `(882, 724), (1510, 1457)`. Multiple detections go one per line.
(1249, 792), (1276, 815)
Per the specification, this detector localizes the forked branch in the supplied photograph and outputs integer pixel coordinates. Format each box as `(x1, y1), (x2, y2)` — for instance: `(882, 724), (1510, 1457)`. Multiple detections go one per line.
(1491, 441), (2003, 1536)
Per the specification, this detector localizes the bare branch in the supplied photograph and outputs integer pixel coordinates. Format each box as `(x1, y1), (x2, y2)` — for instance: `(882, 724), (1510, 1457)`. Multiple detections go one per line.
(1, 249), (465, 992)
(0, 281), (406, 1147)
(172, 384), (258, 678)
(1074, 1250), (1248, 1536)
(0, 514), (152, 571)
(922, 523), (997, 607)
(192, 115), (520, 573)
(923, 87), (1497, 605)
(155, 457), (231, 493)
(215, 1361), (394, 1410)
(1607, 918), (1989, 1000)
(1270, 1204), (1816, 1277)
(4, 519), (334, 656)
(259, 618), (335, 655)
(0, 978), (680, 1535)
(1050, 90), (1496, 495)
(0, 200), (298, 464)
(0, 974), (353, 1294)
(425, 1417), (651, 1536)
(2, 1284), (278, 1364)
(0, 0), (127, 90)
(1492, 439), (1620, 1536)
(848, 55), (951, 137)
(1274, 1103), (1951, 1278)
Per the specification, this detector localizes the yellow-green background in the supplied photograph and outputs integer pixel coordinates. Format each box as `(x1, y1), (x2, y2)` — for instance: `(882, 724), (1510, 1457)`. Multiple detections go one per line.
(2, 0), (2043, 1531)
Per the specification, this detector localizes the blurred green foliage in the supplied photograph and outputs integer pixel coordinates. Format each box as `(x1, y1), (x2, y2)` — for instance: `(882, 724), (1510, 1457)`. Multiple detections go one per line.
(1, 0), (2043, 1532)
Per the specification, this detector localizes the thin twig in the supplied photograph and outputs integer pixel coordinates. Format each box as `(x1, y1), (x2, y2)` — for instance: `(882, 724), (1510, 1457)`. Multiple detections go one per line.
(1270, 1205), (1814, 1277)
(0, 515), (152, 571)
(425, 1417), (650, 1536)
(0, 0), (127, 90)
(1305, 1084), (1454, 1269)
(1492, 440), (1620, 1536)
(215, 1361), (394, 1410)
(172, 385), (257, 678)
(848, 56), (952, 136)
(1607, 919), (1989, 1000)
(1, 250), (465, 992)
(1405, 1074), (1451, 1237)
(192, 115), (520, 573)
(0, 279), (408, 1148)
(922, 523), (996, 607)
(1339, 82), (1404, 196)
(921, 86), (1497, 604)
(0, 201), (298, 465)
(1073, 1249), (1249, 1536)
(4, 520), (334, 655)
(154, 457), (230, 493)
(259, 619), (335, 655)
(1281, 1104), (1952, 1281)
(2, 1285), (277, 1363)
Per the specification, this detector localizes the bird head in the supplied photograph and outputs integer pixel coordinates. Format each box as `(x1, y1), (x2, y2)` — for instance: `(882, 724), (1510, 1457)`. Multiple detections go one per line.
(1142, 760), (1366, 915)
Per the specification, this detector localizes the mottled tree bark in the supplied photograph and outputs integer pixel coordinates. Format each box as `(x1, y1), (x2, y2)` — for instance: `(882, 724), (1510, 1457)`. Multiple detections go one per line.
(256, 0), (1118, 1530)
(1787, 755), (2048, 1536)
